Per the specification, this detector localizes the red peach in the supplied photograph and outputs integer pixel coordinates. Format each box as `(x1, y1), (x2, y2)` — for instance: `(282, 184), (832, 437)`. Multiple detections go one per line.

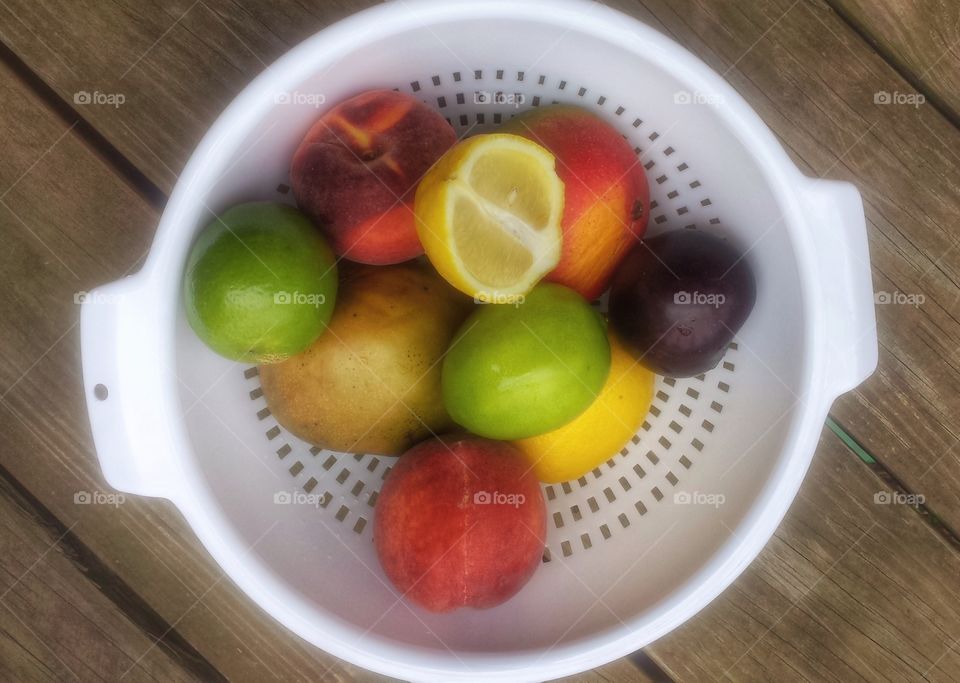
(291, 90), (456, 265)
(501, 104), (650, 300)
(373, 435), (546, 612)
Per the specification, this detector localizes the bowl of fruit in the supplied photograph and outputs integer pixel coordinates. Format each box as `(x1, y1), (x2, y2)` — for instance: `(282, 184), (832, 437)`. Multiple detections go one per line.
(80, 0), (878, 680)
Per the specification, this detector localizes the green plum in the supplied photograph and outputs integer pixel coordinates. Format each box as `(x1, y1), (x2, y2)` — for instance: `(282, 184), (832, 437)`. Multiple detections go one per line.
(442, 283), (611, 439)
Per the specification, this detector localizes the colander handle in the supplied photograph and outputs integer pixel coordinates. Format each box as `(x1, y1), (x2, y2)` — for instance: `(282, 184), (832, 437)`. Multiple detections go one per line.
(80, 274), (177, 499)
(803, 178), (878, 397)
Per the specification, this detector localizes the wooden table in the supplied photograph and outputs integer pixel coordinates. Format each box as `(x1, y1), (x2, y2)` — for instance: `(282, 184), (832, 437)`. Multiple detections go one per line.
(1, 0), (958, 680)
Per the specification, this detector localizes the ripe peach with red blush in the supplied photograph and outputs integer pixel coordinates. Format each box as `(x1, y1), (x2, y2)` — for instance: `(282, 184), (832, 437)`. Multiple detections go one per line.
(501, 104), (649, 300)
(291, 90), (456, 265)
(373, 435), (546, 612)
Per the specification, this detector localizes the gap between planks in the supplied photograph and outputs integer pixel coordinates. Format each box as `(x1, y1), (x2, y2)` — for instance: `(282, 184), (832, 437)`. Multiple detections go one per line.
(3, 17), (940, 554)
(823, 0), (960, 131)
(828, 416), (960, 554)
(0, 30), (680, 682)
(0, 39), (165, 210)
(0, 458), (227, 682)
(0, 5), (956, 680)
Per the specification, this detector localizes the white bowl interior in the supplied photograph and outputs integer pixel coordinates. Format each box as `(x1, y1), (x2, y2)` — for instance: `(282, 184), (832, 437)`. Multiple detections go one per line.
(174, 13), (804, 656)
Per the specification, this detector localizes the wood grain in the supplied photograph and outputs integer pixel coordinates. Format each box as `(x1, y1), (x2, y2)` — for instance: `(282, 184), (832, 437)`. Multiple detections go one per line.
(625, 0), (960, 533)
(0, 0), (380, 193)
(0, 47), (660, 683)
(0, 55), (396, 683)
(649, 431), (960, 682)
(1, 0), (958, 538)
(0, 0), (958, 681)
(828, 0), (960, 124)
(0, 465), (205, 682)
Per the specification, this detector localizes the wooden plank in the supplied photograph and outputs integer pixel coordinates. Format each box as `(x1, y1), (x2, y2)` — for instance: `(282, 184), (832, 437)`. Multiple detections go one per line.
(0, 48), (655, 683)
(0, 0), (959, 680)
(0, 0), (380, 193)
(828, 0), (960, 123)
(620, 0), (960, 530)
(648, 431), (960, 681)
(2, 0), (959, 538)
(0, 466), (204, 682)
(558, 656), (668, 683)
(0, 56), (396, 683)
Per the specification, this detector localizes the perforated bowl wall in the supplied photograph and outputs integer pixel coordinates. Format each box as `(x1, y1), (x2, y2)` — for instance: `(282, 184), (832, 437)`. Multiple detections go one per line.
(242, 68), (740, 564)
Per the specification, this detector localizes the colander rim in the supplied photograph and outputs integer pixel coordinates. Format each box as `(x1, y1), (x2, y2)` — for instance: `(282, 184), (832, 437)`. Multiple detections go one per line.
(143, 0), (834, 680)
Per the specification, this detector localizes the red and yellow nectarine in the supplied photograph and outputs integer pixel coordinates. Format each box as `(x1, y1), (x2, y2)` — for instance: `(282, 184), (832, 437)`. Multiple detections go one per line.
(291, 90), (456, 265)
(502, 104), (649, 300)
(374, 435), (546, 612)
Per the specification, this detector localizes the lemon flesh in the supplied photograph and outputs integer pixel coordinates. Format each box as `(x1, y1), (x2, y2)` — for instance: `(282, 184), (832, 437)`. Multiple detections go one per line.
(415, 134), (564, 301)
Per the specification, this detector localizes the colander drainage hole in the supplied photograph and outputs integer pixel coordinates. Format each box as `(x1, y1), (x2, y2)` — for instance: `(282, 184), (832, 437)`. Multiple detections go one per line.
(94, 384), (108, 401)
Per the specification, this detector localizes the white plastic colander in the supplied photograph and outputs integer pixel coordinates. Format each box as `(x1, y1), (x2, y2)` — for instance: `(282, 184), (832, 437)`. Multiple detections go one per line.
(81, 1), (878, 680)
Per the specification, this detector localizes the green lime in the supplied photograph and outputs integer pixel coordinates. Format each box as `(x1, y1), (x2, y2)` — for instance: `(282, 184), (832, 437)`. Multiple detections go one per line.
(184, 202), (338, 363)
(442, 283), (611, 439)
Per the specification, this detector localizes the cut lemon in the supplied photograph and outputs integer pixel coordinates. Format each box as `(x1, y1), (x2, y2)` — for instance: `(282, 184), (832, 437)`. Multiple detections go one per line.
(414, 134), (564, 301)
